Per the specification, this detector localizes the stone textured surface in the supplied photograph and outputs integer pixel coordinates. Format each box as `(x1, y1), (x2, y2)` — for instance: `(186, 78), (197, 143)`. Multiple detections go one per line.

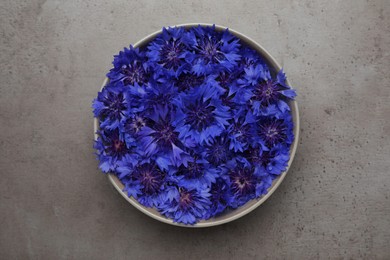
(1, 0), (389, 259)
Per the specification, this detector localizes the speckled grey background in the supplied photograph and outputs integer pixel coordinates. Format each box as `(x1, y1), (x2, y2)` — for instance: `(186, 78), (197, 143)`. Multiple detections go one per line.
(1, 0), (389, 259)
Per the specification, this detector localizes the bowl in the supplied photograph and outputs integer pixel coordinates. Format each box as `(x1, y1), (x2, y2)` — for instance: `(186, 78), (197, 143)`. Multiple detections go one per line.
(94, 23), (300, 227)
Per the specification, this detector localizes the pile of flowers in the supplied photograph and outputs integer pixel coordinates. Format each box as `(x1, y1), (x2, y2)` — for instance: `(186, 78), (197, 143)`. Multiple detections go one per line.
(93, 25), (296, 224)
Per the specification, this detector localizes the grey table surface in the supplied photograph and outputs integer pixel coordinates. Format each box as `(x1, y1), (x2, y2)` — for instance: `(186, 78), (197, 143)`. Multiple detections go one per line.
(1, 0), (389, 259)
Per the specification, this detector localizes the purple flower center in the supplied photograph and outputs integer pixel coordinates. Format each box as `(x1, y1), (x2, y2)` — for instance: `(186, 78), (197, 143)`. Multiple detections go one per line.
(198, 37), (224, 64)
(178, 188), (195, 209)
(125, 116), (146, 135)
(231, 122), (251, 143)
(187, 162), (203, 179)
(136, 164), (164, 194)
(185, 99), (215, 131)
(258, 119), (287, 147)
(160, 40), (184, 69)
(239, 57), (256, 70)
(247, 148), (271, 167)
(217, 72), (234, 89)
(207, 140), (229, 165)
(103, 92), (126, 119)
(148, 91), (174, 108)
(175, 73), (204, 91)
(113, 139), (124, 151)
(106, 137), (127, 158)
(177, 156), (204, 179)
(121, 62), (147, 85)
(210, 179), (228, 204)
(253, 80), (281, 105)
(220, 94), (233, 107)
(230, 167), (256, 196)
(151, 120), (178, 148)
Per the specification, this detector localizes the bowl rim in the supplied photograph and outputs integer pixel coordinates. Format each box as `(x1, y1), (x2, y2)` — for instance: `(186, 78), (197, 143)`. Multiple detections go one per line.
(94, 23), (300, 228)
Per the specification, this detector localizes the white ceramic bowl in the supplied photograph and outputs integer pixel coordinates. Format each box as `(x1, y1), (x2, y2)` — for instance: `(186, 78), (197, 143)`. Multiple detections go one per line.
(94, 23), (300, 227)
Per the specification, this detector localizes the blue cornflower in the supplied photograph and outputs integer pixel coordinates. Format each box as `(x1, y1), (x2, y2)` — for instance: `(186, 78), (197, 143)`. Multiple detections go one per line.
(138, 106), (190, 166)
(141, 81), (178, 113)
(206, 176), (233, 218)
(107, 46), (149, 86)
(237, 47), (270, 74)
(157, 182), (211, 224)
(147, 27), (190, 73)
(123, 179), (144, 199)
(246, 143), (290, 177)
(117, 155), (166, 206)
(244, 69), (296, 115)
(226, 64), (270, 106)
(122, 115), (146, 135)
(92, 81), (130, 130)
(216, 70), (239, 93)
(225, 158), (257, 207)
(203, 135), (231, 165)
(118, 115), (147, 149)
(226, 108), (257, 152)
(240, 64), (270, 87)
(173, 71), (205, 92)
(256, 113), (294, 148)
(227, 121), (252, 152)
(116, 153), (141, 179)
(171, 154), (219, 187)
(132, 163), (166, 207)
(215, 70), (252, 107)
(185, 25), (241, 75)
(255, 174), (273, 197)
(94, 130), (129, 173)
(173, 85), (231, 144)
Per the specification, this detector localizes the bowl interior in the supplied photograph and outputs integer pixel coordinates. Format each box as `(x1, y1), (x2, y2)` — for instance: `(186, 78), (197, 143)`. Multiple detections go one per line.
(94, 23), (300, 227)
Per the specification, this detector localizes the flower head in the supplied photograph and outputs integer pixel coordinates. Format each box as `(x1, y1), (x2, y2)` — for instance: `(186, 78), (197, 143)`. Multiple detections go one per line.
(92, 82), (130, 130)
(107, 46), (149, 86)
(229, 165), (256, 197)
(158, 183), (211, 224)
(246, 143), (290, 177)
(226, 108), (257, 152)
(94, 130), (129, 173)
(237, 47), (269, 74)
(138, 106), (190, 167)
(185, 25), (241, 75)
(217, 70), (239, 92)
(171, 154), (219, 187)
(206, 176), (232, 217)
(256, 114), (294, 148)
(203, 135), (231, 165)
(132, 163), (166, 207)
(147, 27), (190, 73)
(173, 85), (231, 144)
(141, 81), (178, 113)
(123, 115), (146, 136)
(173, 71), (205, 92)
(134, 164), (165, 195)
(123, 179), (144, 199)
(246, 69), (296, 115)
